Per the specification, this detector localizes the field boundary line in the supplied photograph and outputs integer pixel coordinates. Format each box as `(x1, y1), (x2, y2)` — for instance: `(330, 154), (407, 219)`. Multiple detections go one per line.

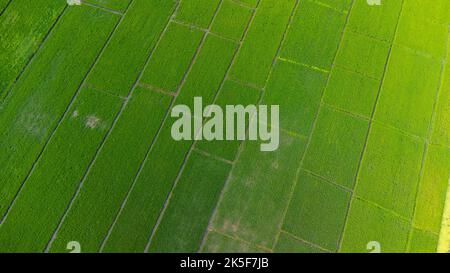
(244, 119), (309, 144)
(349, 29), (446, 63)
(407, 29), (450, 251)
(141, 0), (243, 252)
(82, 1), (125, 15)
(97, 0), (222, 252)
(198, 0), (301, 253)
(171, 19), (240, 44)
(349, 14), (450, 43)
(299, 167), (353, 193)
(0, 3), (124, 230)
(277, 57), (330, 73)
(209, 228), (272, 253)
(84, 83), (127, 100)
(0, 0), (12, 18)
(395, 43), (445, 62)
(44, 0), (181, 253)
(430, 143), (450, 152)
(338, 0), (405, 252)
(137, 83), (177, 97)
(229, 0), (255, 10)
(354, 196), (411, 224)
(0, 4), (68, 104)
(321, 102), (370, 121)
(225, 77), (263, 92)
(309, 0), (347, 15)
(193, 148), (234, 165)
(280, 230), (332, 253)
(277, 127), (308, 139)
(413, 227), (439, 237)
(272, 0), (356, 252)
(321, 102), (429, 143)
(333, 64), (380, 81)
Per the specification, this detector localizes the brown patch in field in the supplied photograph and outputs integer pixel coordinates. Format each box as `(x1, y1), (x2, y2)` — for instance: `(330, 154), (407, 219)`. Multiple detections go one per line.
(85, 115), (100, 129)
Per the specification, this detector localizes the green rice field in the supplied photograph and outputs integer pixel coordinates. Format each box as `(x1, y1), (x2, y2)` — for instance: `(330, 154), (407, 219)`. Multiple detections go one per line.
(0, 0), (449, 253)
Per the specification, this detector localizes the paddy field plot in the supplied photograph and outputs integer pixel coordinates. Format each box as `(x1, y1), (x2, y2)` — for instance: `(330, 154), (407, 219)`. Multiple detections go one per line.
(0, 0), (449, 253)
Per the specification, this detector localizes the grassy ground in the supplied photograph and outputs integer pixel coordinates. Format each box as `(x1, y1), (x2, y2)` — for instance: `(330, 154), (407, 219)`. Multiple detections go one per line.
(0, 0), (449, 253)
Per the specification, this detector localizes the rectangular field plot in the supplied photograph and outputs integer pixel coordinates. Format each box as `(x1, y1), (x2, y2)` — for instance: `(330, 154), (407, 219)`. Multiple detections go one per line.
(148, 151), (231, 253)
(281, 0), (346, 70)
(282, 171), (351, 251)
(211, 132), (307, 248)
(375, 46), (442, 138)
(302, 106), (369, 189)
(229, 0), (296, 87)
(262, 59), (328, 136)
(347, 0), (402, 42)
(0, 88), (122, 252)
(0, 5), (118, 219)
(340, 199), (410, 253)
(323, 67), (379, 117)
(196, 80), (261, 161)
(86, 0), (177, 96)
(166, 35), (238, 108)
(140, 22), (203, 93)
(413, 145), (450, 234)
(0, 0), (66, 98)
(335, 31), (390, 80)
(211, 0), (253, 41)
(48, 88), (172, 253)
(355, 124), (424, 219)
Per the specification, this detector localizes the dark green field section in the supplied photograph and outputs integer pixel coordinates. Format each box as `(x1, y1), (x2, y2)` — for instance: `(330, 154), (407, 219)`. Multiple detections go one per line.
(85, 0), (178, 96)
(0, 0), (449, 253)
(140, 22), (203, 93)
(148, 151), (231, 253)
(0, 0), (66, 99)
(48, 88), (172, 253)
(0, 5), (119, 222)
(229, 0), (296, 88)
(0, 0), (11, 13)
(0, 89), (122, 252)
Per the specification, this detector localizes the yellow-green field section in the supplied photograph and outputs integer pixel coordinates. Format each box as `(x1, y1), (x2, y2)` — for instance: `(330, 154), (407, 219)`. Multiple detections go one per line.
(0, 0), (449, 253)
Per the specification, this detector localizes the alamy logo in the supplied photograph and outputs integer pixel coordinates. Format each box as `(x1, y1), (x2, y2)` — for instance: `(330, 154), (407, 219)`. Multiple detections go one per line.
(367, 0), (381, 6)
(67, 0), (81, 5)
(171, 97), (280, 152)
